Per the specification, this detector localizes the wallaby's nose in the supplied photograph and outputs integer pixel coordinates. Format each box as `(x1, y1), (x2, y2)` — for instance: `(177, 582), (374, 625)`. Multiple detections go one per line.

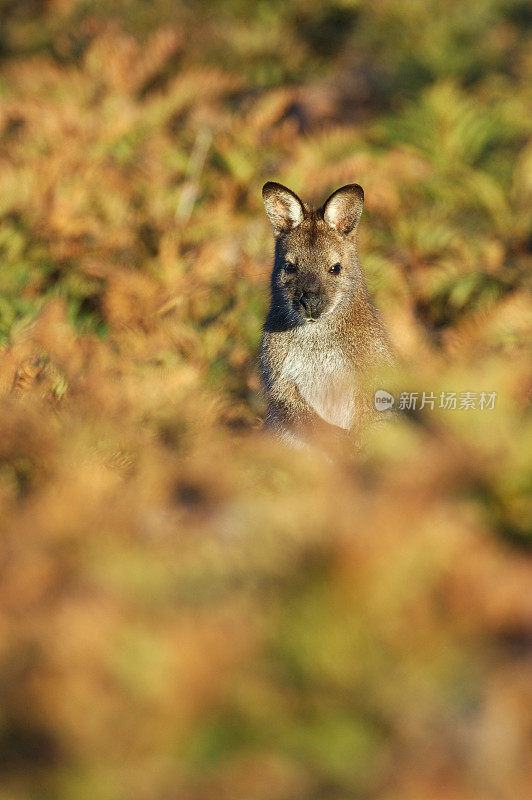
(299, 292), (322, 319)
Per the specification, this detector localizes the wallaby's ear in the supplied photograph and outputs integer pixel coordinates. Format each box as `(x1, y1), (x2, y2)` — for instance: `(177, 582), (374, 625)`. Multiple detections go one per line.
(262, 182), (305, 235)
(323, 184), (364, 236)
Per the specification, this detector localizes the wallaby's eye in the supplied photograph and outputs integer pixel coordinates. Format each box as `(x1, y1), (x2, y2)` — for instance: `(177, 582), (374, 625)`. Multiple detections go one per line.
(329, 262), (342, 274)
(284, 260), (297, 273)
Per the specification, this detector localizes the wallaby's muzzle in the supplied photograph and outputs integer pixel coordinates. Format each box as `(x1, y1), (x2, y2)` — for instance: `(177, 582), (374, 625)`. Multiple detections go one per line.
(298, 291), (325, 321)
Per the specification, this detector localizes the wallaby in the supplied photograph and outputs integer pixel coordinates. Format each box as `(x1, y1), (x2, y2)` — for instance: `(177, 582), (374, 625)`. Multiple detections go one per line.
(260, 181), (394, 448)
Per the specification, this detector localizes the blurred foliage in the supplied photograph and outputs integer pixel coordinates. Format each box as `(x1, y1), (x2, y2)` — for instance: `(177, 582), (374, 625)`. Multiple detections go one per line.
(0, 1), (531, 799)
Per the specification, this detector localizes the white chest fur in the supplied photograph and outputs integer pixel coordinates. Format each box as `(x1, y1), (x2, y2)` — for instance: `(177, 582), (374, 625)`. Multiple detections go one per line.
(280, 326), (357, 430)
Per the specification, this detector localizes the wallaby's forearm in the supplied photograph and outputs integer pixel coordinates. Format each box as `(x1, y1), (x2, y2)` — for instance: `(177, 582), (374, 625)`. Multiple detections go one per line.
(266, 381), (349, 441)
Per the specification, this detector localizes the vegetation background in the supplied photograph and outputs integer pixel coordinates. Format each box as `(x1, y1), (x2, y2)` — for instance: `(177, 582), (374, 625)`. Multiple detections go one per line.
(0, 1), (531, 798)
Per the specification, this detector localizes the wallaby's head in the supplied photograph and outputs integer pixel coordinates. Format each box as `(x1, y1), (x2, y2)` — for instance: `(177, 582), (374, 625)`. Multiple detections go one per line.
(262, 182), (364, 324)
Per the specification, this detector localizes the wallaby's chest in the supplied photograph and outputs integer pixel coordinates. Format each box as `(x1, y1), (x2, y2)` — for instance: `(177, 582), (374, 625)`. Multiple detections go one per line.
(279, 329), (357, 430)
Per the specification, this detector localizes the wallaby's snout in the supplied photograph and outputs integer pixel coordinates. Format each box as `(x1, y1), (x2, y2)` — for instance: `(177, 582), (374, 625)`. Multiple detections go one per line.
(288, 260), (336, 323)
(298, 290), (323, 321)
(296, 270), (328, 319)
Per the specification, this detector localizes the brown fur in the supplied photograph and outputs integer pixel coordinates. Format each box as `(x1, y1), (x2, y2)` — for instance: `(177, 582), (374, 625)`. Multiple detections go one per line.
(260, 182), (394, 447)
